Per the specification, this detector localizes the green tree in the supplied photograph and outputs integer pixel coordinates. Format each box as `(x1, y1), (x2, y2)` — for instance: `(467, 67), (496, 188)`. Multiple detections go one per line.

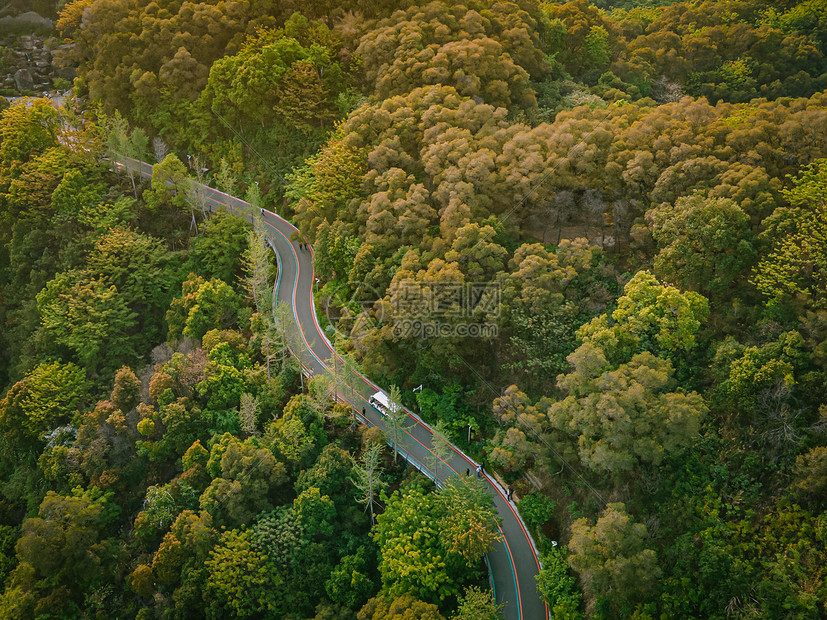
(793, 443), (827, 508)
(541, 1), (618, 79)
(385, 385), (408, 463)
(0, 98), (60, 183)
(297, 443), (355, 505)
(518, 493), (556, 534)
(152, 509), (216, 593)
(50, 168), (105, 220)
(144, 152), (188, 212)
(129, 127), (149, 166)
(309, 374), (335, 418)
(110, 366), (140, 413)
(325, 545), (376, 610)
(251, 507), (309, 579)
(87, 225), (178, 350)
(536, 546), (583, 620)
(37, 272), (138, 375)
(183, 278), (242, 340)
(143, 398), (207, 463)
(444, 223), (508, 281)
(128, 564), (154, 599)
(238, 392), (258, 437)
(499, 239), (610, 393)
(243, 224), (275, 317)
(568, 503), (660, 611)
(266, 413), (316, 470)
(714, 330), (817, 437)
(1, 488), (120, 617)
(0, 526), (17, 590)
(245, 181), (262, 209)
(286, 132), (367, 234)
(248, 501), (334, 616)
(196, 341), (252, 414)
(132, 484), (184, 547)
(548, 348), (707, 476)
(352, 443), (386, 526)
(429, 420), (453, 480)
(488, 385), (543, 475)
(358, 594), (446, 620)
(275, 60), (336, 130)
(292, 486), (336, 539)
(576, 270), (709, 368)
(204, 28), (344, 130)
(583, 25), (610, 74)
(187, 210), (251, 284)
(647, 194), (756, 297)
(200, 435), (287, 527)
(355, 2), (542, 108)
(167, 274), (242, 342)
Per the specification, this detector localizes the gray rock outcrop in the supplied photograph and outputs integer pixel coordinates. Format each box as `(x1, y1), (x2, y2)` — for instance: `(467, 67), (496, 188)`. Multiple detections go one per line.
(13, 68), (34, 91)
(1, 31), (80, 96)
(0, 12), (54, 32)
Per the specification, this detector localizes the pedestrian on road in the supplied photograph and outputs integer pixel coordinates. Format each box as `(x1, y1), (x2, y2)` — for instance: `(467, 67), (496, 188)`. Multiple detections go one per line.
(465, 468), (470, 477)
(480, 461), (485, 474)
(475, 465), (481, 479)
(507, 487), (513, 502)
(362, 408), (366, 417)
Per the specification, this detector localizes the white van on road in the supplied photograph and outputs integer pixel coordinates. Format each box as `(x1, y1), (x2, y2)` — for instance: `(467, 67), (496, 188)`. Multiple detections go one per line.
(369, 391), (391, 416)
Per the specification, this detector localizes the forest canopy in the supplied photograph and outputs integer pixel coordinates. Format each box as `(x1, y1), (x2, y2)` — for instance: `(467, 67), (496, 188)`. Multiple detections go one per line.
(0, 0), (826, 617)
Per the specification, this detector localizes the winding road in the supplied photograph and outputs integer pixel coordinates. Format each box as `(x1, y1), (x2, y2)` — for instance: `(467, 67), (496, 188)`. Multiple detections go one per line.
(120, 157), (548, 620)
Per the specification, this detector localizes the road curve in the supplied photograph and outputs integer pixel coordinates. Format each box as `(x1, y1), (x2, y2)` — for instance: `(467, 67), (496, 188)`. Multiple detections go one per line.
(120, 158), (548, 620)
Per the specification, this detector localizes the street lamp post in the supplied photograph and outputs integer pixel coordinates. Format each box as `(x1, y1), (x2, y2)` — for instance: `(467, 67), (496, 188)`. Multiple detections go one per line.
(412, 384), (423, 412)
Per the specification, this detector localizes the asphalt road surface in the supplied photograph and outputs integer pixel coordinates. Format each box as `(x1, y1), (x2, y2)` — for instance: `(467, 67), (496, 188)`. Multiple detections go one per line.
(121, 158), (548, 620)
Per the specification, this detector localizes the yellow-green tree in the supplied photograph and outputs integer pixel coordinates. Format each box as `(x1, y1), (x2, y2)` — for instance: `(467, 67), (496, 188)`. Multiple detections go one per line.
(576, 270), (709, 368)
(373, 486), (454, 603)
(0, 361), (85, 452)
(166, 274), (242, 342)
(435, 476), (501, 566)
(754, 159), (827, 315)
(206, 528), (282, 617)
